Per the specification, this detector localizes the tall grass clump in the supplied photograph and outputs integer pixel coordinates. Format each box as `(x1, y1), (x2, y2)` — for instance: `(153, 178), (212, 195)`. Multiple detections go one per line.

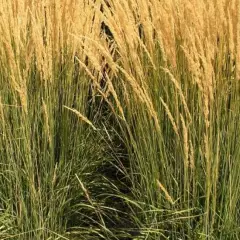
(0, 0), (240, 239)
(88, 0), (240, 239)
(0, 1), (124, 239)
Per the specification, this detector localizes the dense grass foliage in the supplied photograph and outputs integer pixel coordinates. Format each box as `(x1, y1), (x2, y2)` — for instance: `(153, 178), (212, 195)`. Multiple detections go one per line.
(0, 0), (240, 239)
